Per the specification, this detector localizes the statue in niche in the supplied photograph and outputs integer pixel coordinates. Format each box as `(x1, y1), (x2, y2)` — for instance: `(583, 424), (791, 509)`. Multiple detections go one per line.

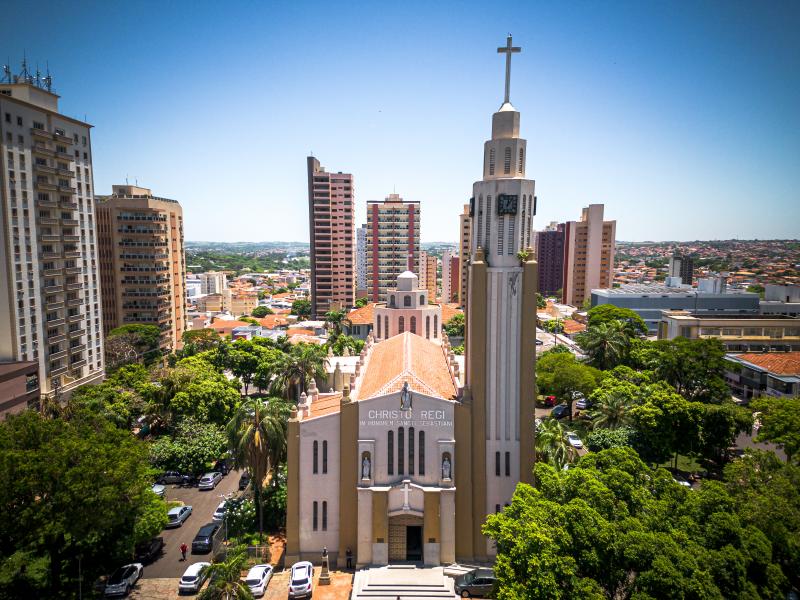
(400, 381), (413, 410)
(442, 454), (451, 480)
(361, 452), (371, 479)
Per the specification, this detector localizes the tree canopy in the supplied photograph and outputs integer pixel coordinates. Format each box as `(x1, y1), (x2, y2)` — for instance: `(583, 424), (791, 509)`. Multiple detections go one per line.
(586, 304), (647, 336)
(291, 298), (311, 318)
(250, 305), (274, 318)
(444, 312), (465, 338)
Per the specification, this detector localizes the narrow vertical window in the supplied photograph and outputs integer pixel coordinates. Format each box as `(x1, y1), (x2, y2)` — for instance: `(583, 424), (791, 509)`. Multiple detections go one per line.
(388, 430), (394, 475)
(323, 440), (328, 474)
(410, 316), (416, 334)
(409, 427), (415, 476)
(477, 195), (484, 251)
(520, 195), (526, 248)
(504, 147), (511, 174)
(489, 148), (495, 175)
(322, 501), (328, 531)
(313, 501), (318, 531)
(495, 451), (501, 476)
(433, 315), (438, 338)
(484, 196), (491, 249)
(398, 427), (405, 475)
(399, 316), (405, 333)
(377, 315), (381, 338)
(426, 316), (430, 339)
(505, 451), (510, 476)
(313, 441), (318, 474)
(419, 431), (425, 475)
(518, 148), (524, 174)
(498, 215), (505, 255)
(507, 218), (515, 255)
(384, 316), (389, 338)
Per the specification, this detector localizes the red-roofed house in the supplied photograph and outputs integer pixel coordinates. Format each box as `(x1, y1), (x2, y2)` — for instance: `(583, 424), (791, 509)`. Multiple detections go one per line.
(726, 352), (800, 400)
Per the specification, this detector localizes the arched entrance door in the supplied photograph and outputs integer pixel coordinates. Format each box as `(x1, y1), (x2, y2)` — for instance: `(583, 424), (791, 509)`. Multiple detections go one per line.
(388, 514), (424, 562)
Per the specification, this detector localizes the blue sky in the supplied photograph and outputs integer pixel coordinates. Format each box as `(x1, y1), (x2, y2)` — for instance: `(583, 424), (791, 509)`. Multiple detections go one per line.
(3, 1), (798, 243)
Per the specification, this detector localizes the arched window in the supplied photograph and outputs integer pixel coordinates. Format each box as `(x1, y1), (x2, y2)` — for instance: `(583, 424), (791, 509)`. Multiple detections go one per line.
(504, 147), (512, 174)
(388, 430), (394, 476)
(489, 148), (495, 175)
(390, 295), (396, 308)
(404, 295), (411, 307)
(420, 295), (425, 305)
(410, 316), (417, 334)
(426, 316), (430, 339)
(433, 315), (438, 338)
(398, 427), (405, 475)
(323, 440), (328, 474)
(313, 440), (318, 474)
(398, 316), (405, 333)
(313, 501), (318, 531)
(322, 501), (328, 531)
(409, 426), (415, 476)
(419, 431), (425, 475)
(518, 148), (524, 174)
(384, 316), (389, 339)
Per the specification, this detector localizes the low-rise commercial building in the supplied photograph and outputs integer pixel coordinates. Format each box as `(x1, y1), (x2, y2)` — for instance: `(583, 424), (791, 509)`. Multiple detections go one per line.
(0, 361), (39, 417)
(659, 311), (800, 352)
(725, 352), (800, 400)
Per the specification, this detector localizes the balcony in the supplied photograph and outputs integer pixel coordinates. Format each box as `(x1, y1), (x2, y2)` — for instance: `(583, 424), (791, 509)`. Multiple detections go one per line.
(36, 197), (59, 208)
(65, 267), (83, 275)
(67, 328), (86, 337)
(66, 298), (82, 307)
(54, 149), (72, 161)
(46, 299), (65, 311)
(48, 333), (66, 344)
(31, 128), (53, 140)
(43, 268), (61, 277)
(69, 358), (87, 369)
(117, 227), (167, 235)
(40, 234), (61, 243)
(40, 217), (59, 226)
(44, 284), (63, 294)
(49, 363), (68, 376)
(48, 349), (67, 361)
(64, 251), (81, 259)
(67, 313), (83, 323)
(62, 218), (79, 226)
(32, 144), (55, 157)
(57, 167), (75, 177)
(53, 132), (74, 145)
(60, 201), (78, 210)
(58, 184), (77, 194)
(66, 282), (82, 291)
(34, 181), (58, 192)
(63, 234), (81, 243)
(34, 163), (57, 175)
(46, 318), (65, 327)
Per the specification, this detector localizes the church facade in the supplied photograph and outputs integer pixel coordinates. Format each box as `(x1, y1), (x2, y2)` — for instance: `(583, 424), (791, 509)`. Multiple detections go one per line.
(286, 35), (537, 567)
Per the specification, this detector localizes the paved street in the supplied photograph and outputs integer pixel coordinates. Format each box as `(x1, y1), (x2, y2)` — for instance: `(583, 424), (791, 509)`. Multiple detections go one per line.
(143, 471), (242, 580)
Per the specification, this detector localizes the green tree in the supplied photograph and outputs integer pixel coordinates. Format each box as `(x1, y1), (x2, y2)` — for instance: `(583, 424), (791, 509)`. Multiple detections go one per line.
(355, 297), (369, 308)
(586, 304), (647, 336)
(291, 298), (311, 318)
(328, 334), (365, 357)
(651, 337), (730, 403)
(536, 292), (546, 309)
(324, 309), (347, 337)
(227, 340), (267, 397)
(106, 324), (162, 367)
(588, 391), (632, 430)
(271, 343), (327, 401)
(251, 305), (274, 317)
(752, 397), (800, 464)
(585, 426), (637, 452)
(149, 417), (227, 474)
(551, 361), (602, 421)
(576, 320), (631, 370)
(0, 411), (162, 597)
(227, 397), (291, 541)
(541, 319), (563, 334)
(181, 329), (222, 356)
(198, 546), (254, 600)
(444, 312), (465, 338)
(535, 418), (576, 470)
(698, 403), (752, 464)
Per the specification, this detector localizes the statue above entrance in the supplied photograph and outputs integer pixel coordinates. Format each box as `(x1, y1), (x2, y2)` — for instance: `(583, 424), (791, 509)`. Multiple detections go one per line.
(400, 381), (413, 410)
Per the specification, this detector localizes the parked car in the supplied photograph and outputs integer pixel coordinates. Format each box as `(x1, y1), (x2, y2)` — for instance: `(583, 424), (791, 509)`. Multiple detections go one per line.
(550, 404), (569, 419)
(535, 418), (542, 431)
(535, 338), (544, 346)
(575, 398), (588, 410)
(166, 505), (193, 528)
(198, 472), (223, 490)
(245, 564), (274, 597)
(178, 561), (210, 594)
(212, 501), (227, 523)
(454, 567), (497, 598)
(157, 471), (191, 486)
(238, 471), (251, 491)
(135, 537), (164, 564)
(566, 432), (583, 449)
(151, 483), (166, 498)
(212, 458), (230, 476)
(104, 563), (143, 597)
(192, 523), (220, 554)
(543, 395), (557, 407)
(288, 561), (314, 599)
(673, 476), (692, 489)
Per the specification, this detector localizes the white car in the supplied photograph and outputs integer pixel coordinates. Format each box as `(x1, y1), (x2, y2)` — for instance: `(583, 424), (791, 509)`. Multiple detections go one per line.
(566, 432), (583, 449)
(575, 398), (588, 410)
(212, 500), (227, 523)
(245, 564), (274, 597)
(151, 483), (166, 498)
(104, 563), (143, 597)
(288, 561), (314, 599)
(166, 505), (193, 528)
(178, 561), (211, 593)
(198, 472), (223, 490)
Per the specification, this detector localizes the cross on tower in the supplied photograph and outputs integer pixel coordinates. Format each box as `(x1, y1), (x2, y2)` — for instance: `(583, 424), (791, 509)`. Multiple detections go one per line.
(497, 34), (521, 104)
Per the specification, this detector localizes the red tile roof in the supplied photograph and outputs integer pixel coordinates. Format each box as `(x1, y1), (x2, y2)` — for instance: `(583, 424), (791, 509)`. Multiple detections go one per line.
(258, 315), (290, 329)
(441, 303), (463, 324)
(734, 352), (800, 376)
(347, 303), (376, 325)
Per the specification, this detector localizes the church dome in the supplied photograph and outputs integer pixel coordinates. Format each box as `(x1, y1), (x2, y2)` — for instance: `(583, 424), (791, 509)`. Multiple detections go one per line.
(398, 271), (416, 279)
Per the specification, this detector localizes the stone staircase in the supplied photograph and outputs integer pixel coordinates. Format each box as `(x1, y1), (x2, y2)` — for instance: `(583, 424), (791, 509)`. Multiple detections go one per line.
(351, 565), (456, 599)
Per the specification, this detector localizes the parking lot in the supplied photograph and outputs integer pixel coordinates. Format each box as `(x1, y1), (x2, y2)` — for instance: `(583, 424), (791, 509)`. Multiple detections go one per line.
(143, 471), (242, 580)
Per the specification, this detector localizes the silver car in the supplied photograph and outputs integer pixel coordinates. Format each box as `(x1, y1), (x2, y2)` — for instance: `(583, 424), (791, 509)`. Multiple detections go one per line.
(104, 563), (143, 597)
(166, 505), (193, 528)
(178, 561), (210, 593)
(198, 472), (222, 490)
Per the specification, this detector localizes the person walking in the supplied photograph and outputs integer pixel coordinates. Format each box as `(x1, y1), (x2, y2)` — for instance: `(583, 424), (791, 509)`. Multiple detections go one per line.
(180, 542), (188, 561)
(346, 547), (353, 569)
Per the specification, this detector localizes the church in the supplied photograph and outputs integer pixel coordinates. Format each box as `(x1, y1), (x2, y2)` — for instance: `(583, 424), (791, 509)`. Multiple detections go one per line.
(286, 35), (537, 568)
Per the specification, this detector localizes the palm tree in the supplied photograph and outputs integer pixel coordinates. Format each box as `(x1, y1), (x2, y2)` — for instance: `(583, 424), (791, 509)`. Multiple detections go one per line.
(198, 545), (253, 600)
(535, 418), (577, 471)
(577, 321), (630, 370)
(324, 309), (347, 337)
(270, 344), (327, 401)
(589, 393), (631, 430)
(227, 397), (290, 542)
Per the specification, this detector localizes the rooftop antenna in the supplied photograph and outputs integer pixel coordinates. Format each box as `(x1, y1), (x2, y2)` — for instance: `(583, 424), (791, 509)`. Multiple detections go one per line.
(43, 61), (52, 92)
(1, 62), (10, 84)
(35, 63), (41, 88)
(125, 174), (129, 185)
(20, 53), (31, 84)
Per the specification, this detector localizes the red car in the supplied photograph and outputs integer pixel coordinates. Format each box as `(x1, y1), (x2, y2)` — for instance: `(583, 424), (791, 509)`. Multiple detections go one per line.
(543, 395), (557, 407)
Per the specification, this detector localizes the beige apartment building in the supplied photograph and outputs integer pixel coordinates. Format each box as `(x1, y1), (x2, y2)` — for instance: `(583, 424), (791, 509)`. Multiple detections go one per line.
(96, 185), (186, 351)
(659, 311), (800, 352)
(307, 157), (354, 318)
(458, 204), (471, 309)
(563, 203), (615, 307)
(419, 250), (438, 302)
(0, 76), (105, 398)
(366, 194), (420, 302)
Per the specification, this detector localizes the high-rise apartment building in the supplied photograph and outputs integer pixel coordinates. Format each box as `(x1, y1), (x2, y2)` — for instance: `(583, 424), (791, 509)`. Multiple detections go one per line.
(668, 254), (694, 285)
(356, 224), (368, 298)
(459, 203), (471, 308)
(199, 271), (227, 295)
(0, 74), (104, 397)
(95, 185), (186, 351)
(535, 221), (565, 296)
(366, 193), (420, 302)
(563, 204), (615, 307)
(307, 157), (354, 318)
(441, 250), (460, 304)
(419, 250), (438, 303)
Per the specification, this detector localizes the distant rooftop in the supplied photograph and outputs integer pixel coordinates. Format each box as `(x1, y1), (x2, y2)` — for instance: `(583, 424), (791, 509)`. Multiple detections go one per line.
(594, 283), (755, 296)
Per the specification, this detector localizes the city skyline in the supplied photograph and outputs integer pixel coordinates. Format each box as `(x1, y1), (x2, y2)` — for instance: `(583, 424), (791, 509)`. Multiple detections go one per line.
(2, 1), (798, 243)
